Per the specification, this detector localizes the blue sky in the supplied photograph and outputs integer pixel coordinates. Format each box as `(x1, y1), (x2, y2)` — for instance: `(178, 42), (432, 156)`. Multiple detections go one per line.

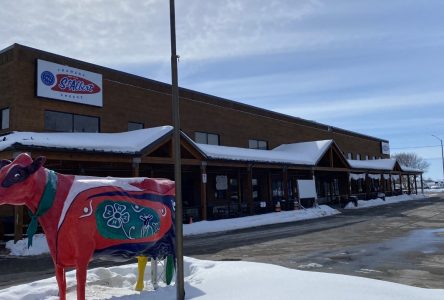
(1, 0), (443, 180)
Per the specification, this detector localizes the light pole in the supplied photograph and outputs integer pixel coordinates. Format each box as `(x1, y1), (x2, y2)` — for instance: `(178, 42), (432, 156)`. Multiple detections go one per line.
(169, 0), (185, 299)
(432, 135), (444, 184)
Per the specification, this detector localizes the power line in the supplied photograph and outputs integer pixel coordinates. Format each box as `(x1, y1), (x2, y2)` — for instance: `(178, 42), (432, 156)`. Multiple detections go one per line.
(391, 144), (442, 150)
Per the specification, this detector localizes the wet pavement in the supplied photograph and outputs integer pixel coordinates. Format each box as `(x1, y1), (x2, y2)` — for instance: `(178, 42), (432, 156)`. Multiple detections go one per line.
(188, 194), (444, 288)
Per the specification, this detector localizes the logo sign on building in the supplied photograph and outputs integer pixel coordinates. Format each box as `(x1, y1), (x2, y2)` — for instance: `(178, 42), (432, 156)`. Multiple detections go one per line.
(37, 59), (103, 107)
(381, 141), (390, 155)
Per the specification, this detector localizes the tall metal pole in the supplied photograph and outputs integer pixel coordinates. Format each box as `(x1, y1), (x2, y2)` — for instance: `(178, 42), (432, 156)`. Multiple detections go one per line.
(169, 0), (184, 299)
(432, 135), (444, 184)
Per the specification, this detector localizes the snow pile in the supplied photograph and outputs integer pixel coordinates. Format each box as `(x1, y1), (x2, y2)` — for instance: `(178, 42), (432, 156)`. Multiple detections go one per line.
(424, 188), (444, 194)
(5, 234), (49, 256)
(344, 194), (426, 209)
(1, 257), (443, 300)
(183, 205), (339, 236)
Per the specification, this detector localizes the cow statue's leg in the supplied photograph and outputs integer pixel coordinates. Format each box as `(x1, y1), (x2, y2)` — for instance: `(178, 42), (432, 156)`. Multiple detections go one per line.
(151, 257), (158, 290)
(75, 262), (89, 300)
(55, 264), (66, 300)
(135, 255), (148, 291)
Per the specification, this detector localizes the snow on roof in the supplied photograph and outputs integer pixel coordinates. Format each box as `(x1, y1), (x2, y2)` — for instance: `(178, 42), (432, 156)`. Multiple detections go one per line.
(194, 140), (333, 166)
(399, 164), (423, 173)
(273, 140), (334, 164)
(347, 158), (397, 171)
(0, 126), (173, 154)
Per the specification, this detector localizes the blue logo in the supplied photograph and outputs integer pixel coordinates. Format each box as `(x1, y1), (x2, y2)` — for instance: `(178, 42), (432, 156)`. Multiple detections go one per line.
(41, 71), (55, 86)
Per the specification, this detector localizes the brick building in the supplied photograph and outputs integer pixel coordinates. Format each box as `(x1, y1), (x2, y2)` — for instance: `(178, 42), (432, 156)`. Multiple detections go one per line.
(0, 44), (422, 241)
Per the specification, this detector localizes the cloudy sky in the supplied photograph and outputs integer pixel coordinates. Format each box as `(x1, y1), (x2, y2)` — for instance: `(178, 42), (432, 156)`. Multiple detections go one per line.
(1, 0), (444, 180)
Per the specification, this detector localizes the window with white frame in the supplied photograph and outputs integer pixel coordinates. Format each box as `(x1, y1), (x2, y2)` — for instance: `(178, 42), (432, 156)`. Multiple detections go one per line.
(356, 154), (361, 160)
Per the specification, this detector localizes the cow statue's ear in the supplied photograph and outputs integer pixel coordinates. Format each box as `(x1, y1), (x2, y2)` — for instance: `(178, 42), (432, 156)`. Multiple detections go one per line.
(28, 156), (46, 174)
(0, 159), (11, 170)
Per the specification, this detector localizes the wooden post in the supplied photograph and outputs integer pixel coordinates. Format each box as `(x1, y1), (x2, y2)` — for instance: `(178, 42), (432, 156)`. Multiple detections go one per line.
(237, 169), (242, 210)
(247, 164), (253, 214)
(346, 172), (351, 196)
(268, 172), (273, 207)
(420, 173), (424, 194)
(132, 157), (141, 177)
(414, 175), (418, 195)
(200, 162), (207, 220)
(365, 173), (369, 200)
(283, 166), (289, 202)
(14, 206), (24, 242)
(399, 174), (403, 194)
(407, 174), (411, 194)
(389, 174), (392, 195)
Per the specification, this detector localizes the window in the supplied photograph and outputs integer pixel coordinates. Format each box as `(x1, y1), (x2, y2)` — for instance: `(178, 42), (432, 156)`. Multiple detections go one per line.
(365, 155), (369, 160)
(249, 139), (268, 150)
(128, 122), (144, 131)
(45, 110), (99, 132)
(1, 108), (10, 130)
(347, 153), (352, 159)
(194, 131), (219, 145)
(356, 154), (361, 160)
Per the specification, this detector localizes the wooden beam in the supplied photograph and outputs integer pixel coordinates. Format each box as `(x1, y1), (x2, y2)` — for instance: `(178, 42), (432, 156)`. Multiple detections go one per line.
(407, 175), (411, 194)
(132, 158), (140, 177)
(14, 206), (24, 242)
(420, 174), (424, 194)
(313, 167), (350, 172)
(200, 162), (208, 221)
(283, 166), (289, 202)
(414, 175), (418, 195)
(247, 165), (253, 214)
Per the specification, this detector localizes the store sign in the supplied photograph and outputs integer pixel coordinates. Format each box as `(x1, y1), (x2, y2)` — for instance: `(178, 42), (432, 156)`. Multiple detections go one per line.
(36, 59), (103, 107)
(381, 141), (390, 155)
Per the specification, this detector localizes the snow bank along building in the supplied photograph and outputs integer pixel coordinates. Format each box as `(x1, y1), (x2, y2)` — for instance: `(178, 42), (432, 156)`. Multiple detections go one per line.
(0, 44), (423, 241)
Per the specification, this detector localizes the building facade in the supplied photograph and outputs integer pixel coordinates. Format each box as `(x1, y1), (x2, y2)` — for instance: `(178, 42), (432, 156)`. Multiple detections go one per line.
(0, 44), (422, 241)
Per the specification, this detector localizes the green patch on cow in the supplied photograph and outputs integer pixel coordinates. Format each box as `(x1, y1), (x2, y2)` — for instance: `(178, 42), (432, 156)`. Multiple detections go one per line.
(95, 200), (160, 240)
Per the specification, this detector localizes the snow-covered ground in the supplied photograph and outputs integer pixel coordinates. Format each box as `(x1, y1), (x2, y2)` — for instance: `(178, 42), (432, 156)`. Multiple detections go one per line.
(424, 188), (444, 195)
(344, 194), (426, 209)
(183, 205), (339, 236)
(1, 256), (443, 300)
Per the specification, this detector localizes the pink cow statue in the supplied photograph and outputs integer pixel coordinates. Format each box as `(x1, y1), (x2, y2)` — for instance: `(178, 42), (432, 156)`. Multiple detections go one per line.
(0, 153), (176, 300)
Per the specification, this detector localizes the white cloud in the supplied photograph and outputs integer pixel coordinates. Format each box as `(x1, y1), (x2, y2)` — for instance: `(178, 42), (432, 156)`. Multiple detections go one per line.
(0, 0), (327, 67)
(272, 91), (444, 120)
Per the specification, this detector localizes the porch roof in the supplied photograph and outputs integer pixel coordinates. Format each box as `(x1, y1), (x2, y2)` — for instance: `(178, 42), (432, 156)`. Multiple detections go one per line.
(194, 140), (334, 166)
(0, 126), (173, 155)
(399, 164), (423, 173)
(347, 158), (397, 171)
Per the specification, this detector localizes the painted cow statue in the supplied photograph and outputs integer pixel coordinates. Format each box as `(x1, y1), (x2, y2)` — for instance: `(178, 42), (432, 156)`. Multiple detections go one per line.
(0, 153), (176, 300)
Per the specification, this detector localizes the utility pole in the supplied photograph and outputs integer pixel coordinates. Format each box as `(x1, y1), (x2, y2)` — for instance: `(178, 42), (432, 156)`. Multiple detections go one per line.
(169, 0), (184, 299)
(432, 135), (444, 184)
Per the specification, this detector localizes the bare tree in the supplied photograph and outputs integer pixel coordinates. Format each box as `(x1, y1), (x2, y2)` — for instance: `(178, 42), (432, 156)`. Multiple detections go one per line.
(392, 152), (430, 172)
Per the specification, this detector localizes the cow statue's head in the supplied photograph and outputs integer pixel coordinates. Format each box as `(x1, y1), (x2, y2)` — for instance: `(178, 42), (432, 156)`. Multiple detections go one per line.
(0, 153), (47, 210)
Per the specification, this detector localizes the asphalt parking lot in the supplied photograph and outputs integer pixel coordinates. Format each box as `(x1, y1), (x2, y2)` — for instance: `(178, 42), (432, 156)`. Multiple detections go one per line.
(187, 193), (444, 288)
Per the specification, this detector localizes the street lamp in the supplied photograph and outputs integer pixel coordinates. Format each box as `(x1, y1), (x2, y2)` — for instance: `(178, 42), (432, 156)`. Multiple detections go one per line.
(432, 135), (444, 184)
